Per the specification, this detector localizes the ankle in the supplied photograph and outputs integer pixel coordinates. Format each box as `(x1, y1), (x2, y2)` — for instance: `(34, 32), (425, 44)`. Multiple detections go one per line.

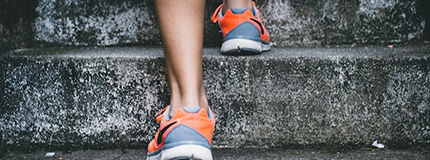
(222, 0), (253, 14)
(169, 96), (209, 117)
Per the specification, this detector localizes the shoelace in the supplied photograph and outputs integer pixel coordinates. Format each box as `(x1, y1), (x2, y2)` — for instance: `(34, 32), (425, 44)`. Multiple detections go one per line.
(210, 4), (223, 23)
(155, 107), (168, 122)
(210, 2), (259, 23)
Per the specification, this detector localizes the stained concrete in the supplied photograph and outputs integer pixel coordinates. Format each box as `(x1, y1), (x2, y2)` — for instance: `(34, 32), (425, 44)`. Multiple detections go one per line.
(1, 46), (429, 150)
(32, 0), (427, 46)
(0, 0), (38, 52)
(0, 0), (427, 51)
(2, 148), (430, 160)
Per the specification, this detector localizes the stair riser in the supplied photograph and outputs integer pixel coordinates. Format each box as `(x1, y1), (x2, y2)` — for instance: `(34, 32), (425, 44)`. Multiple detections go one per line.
(1, 53), (429, 148)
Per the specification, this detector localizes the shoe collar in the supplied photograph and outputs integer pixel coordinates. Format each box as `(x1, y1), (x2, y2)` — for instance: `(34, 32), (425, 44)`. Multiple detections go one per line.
(155, 106), (174, 122)
(155, 106), (214, 122)
(211, 2), (258, 23)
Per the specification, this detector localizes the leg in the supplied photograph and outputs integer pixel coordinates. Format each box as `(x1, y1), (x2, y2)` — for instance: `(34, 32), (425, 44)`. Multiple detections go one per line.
(147, 0), (215, 159)
(211, 0), (271, 55)
(222, 0), (253, 14)
(155, 0), (208, 116)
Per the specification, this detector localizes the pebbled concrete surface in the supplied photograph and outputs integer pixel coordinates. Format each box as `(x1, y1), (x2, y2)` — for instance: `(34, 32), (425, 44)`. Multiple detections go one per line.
(1, 45), (430, 150)
(2, 148), (430, 160)
(32, 0), (426, 46)
(0, 0), (38, 52)
(0, 0), (427, 51)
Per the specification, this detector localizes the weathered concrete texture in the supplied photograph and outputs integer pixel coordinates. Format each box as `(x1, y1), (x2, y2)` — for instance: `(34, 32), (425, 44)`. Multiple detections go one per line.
(0, 0), (38, 52)
(423, 0), (430, 41)
(34, 0), (160, 46)
(0, 47), (169, 149)
(32, 0), (426, 46)
(1, 46), (430, 150)
(258, 0), (425, 45)
(205, 46), (430, 148)
(3, 148), (430, 160)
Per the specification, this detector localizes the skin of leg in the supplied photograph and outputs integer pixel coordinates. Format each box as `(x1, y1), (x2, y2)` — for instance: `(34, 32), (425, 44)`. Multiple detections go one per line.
(222, 0), (253, 14)
(155, 0), (208, 116)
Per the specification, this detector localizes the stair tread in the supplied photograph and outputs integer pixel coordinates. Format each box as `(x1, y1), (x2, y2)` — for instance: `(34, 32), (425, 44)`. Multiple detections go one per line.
(5, 45), (430, 59)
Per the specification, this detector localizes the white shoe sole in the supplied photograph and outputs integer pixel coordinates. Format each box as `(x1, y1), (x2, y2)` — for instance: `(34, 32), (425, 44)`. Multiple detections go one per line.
(146, 144), (213, 160)
(220, 38), (270, 55)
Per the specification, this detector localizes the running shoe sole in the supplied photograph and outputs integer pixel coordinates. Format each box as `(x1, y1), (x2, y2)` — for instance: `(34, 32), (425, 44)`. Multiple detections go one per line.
(221, 38), (271, 55)
(146, 144), (213, 160)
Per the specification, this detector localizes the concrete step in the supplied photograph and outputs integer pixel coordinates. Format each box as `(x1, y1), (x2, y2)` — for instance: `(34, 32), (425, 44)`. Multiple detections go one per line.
(29, 0), (429, 46)
(3, 148), (430, 160)
(1, 45), (430, 150)
(1, 0), (428, 52)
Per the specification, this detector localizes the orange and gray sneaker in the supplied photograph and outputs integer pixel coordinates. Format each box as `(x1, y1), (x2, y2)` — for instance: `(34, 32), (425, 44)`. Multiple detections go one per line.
(211, 2), (270, 55)
(146, 106), (215, 160)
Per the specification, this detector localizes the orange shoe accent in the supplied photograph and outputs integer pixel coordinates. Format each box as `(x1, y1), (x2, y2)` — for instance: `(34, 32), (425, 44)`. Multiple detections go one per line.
(147, 106), (215, 155)
(211, 2), (270, 43)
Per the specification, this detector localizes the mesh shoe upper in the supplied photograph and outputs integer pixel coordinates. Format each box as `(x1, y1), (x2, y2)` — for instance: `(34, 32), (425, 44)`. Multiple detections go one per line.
(211, 2), (270, 43)
(147, 106), (215, 156)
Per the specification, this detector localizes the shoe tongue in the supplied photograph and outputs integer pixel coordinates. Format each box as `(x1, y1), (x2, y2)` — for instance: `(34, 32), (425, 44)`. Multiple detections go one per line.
(184, 107), (214, 121)
(230, 8), (247, 14)
(165, 106), (172, 121)
(182, 107), (202, 113)
(166, 106), (203, 121)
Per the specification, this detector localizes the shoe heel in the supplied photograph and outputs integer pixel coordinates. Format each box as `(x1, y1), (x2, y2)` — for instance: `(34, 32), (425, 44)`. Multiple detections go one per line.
(161, 144), (213, 160)
(221, 38), (263, 55)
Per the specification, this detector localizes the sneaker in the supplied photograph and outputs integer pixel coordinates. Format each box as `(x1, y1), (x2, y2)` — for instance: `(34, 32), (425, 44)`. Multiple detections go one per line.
(211, 2), (270, 55)
(146, 106), (215, 160)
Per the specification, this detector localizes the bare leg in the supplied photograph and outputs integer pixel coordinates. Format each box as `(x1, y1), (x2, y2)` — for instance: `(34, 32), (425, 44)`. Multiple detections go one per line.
(222, 0), (253, 14)
(155, 0), (208, 116)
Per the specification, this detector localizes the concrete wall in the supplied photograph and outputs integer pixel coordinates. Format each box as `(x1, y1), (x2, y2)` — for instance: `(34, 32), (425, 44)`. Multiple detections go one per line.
(0, 0), (428, 52)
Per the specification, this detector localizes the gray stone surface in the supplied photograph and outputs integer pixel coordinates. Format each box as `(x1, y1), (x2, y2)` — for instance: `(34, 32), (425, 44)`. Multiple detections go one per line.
(262, 0), (427, 45)
(33, 0), (428, 46)
(1, 46), (430, 150)
(0, 0), (38, 52)
(34, 0), (160, 46)
(2, 148), (430, 160)
(1, 0), (427, 51)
